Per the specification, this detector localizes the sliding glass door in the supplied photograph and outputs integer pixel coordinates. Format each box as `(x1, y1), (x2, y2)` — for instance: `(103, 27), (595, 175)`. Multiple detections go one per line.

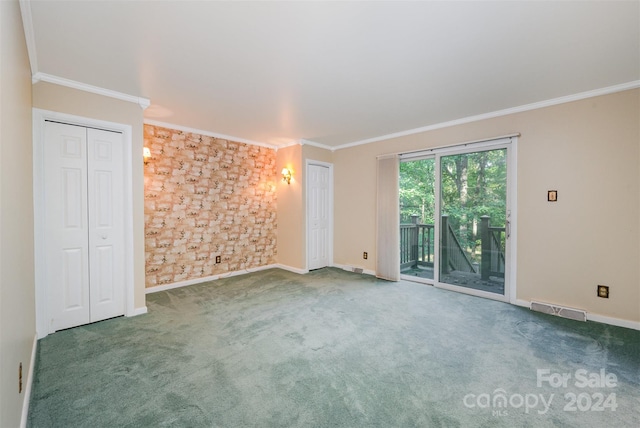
(399, 139), (514, 301)
(439, 148), (508, 297)
(399, 158), (436, 280)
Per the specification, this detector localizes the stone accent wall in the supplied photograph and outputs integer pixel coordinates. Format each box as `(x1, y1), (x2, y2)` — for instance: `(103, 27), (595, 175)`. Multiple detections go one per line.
(144, 124), (277, 287)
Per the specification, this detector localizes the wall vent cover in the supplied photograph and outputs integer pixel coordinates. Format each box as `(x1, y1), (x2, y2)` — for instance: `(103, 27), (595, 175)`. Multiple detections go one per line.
(530, 301), (587, 322)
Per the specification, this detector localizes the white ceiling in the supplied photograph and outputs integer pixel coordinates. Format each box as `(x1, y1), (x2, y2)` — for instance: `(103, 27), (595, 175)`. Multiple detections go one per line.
(25, 1), (639, 149)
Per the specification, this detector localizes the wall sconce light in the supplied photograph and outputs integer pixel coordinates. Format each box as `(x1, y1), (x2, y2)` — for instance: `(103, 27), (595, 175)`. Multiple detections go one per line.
(281, 168), (292, 185)
(143, 147), (151, 165)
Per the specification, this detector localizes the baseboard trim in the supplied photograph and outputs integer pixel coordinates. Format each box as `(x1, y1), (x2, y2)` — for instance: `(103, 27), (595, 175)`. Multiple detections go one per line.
(514, 299), (639, 330)
(20, 333), (38, 428)
(587, 313), (640, 331)
(145, 263), (322, 294)
(131, 307), (148, 316)
(145, 264), (385, 294)
(145, 264), (282, 294)
(332, 263), (376, 276)
(274, 264), (309, 275)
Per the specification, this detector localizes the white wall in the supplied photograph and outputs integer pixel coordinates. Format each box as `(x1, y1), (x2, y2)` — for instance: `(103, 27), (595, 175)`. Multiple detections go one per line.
(333, 89), (640, 326)
(276, 144), (333, 271)
(0, 0), (36, 426)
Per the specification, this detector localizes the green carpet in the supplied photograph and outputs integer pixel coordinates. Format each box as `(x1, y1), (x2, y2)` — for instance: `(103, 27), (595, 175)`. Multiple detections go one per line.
(28, 268), (640, 427)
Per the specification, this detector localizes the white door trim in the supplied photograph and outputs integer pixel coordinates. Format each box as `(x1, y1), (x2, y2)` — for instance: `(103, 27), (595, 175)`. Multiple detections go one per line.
(33, 108), (135, 338)
(305, 159), (334, 271)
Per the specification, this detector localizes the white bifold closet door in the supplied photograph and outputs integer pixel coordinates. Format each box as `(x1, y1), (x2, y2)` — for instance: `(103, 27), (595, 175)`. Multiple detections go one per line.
(44, 121), (125, 332)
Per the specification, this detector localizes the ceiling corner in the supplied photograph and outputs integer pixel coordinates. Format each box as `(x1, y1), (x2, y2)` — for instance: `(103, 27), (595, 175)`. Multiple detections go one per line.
(19, 0), (38, 77)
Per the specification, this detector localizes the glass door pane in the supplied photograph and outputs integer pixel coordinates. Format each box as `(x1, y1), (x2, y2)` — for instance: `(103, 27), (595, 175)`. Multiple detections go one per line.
(399, 157), (435, 281)
(439, 148), (507, 295)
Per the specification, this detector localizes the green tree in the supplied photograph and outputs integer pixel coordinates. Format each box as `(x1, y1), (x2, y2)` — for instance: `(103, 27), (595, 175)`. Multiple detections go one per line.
(441, 149), (507, 261)
(400, 149), (507, 263)
(399, 158), (435, 224)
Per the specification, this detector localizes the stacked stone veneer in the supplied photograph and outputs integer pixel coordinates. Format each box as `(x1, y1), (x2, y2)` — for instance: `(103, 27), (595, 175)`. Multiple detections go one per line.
(144, 124), (277, 287)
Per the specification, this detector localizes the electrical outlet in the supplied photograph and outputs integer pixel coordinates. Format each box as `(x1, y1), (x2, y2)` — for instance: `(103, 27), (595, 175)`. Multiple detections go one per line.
(363, 252), (368, 260)
(19, 363), (22, 393)
(215, 255), (221, 264)
(597, 285), (609, 298)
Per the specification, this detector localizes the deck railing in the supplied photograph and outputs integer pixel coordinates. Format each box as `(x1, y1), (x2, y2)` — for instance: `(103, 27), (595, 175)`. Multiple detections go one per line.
(481, 216), (506, 279)
(441, 215), (476, 274)
(400, 216), (434, 269)
(400, 215), (505, 279)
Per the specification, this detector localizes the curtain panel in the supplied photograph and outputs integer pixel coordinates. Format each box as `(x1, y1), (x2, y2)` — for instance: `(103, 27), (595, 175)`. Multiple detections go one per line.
(376, 154), (400, 281)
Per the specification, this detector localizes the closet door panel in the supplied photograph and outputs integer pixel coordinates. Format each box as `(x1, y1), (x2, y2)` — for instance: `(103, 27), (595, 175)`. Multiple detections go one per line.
(87, 128), (125, 322)
(44, 122), (91, 331)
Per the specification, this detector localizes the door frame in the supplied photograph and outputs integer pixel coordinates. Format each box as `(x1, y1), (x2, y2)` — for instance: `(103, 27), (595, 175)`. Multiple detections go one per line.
(305, 159), (334, 271)
(33, 108), (135, 338)
(399, 136), (518, 304)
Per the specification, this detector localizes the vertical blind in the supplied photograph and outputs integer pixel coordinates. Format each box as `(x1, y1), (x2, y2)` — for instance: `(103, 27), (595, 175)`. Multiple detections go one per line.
(376, 154), (400, 281)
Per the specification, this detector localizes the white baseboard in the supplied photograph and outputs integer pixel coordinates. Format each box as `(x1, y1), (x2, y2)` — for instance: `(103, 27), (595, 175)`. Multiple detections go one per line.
(587, 313), (640, 331)
(514, 299), (639, 331)
(145, 264), (284, 294)
(20, 333), (38, 428)
(146, 274), (221, 294)
(274, 264), (309, 275)
(131, 306), (148, 316)
(332, 263), (376, 276)
(146, 263), (381, 294)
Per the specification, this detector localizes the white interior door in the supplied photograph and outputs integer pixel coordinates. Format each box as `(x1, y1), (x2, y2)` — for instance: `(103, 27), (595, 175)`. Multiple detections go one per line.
(44, 122), (125, 332)
(87, 128), (125, 322)
(44, 122), (91, 331)
(307, 163), (332, 270)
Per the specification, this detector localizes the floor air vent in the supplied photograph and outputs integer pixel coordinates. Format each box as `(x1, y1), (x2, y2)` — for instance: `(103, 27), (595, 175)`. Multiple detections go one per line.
(352, 268), (364, 274)
(530, 301), (587, 322)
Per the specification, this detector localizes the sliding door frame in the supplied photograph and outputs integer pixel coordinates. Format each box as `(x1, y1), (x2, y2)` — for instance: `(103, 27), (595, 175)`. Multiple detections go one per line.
(400, 136), (518, 303)
(399, 153), (437, 286)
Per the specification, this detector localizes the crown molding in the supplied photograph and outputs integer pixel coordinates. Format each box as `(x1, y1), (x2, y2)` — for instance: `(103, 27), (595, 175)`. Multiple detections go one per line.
(144, 119), (277, 150)
(333, 80), (640, 151)
(32, 72), (151, 109)
(274, 138), (334, 151)
(300, 138), (334, 152)
(276, 141), (302, 150)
